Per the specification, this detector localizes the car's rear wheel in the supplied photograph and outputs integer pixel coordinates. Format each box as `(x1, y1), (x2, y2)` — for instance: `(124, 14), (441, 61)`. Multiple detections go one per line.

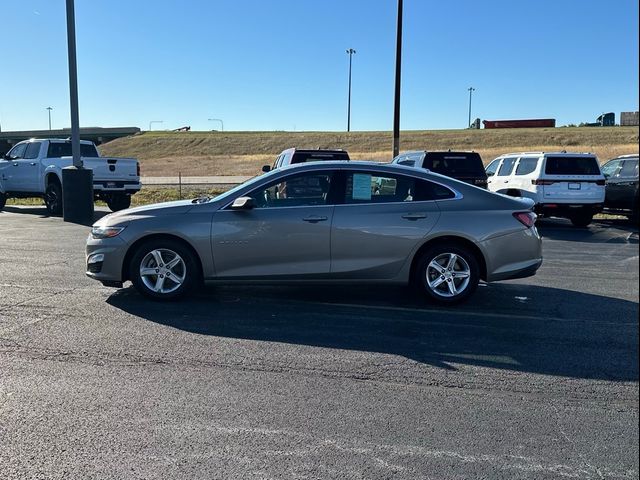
(129, 239), (198, 300)
(415, 245), (480, 305)
(106, 194), (131, 212)
(0, 193), (6, 211)
(569, 211), (593, 227)
(44, 181), (63, 216)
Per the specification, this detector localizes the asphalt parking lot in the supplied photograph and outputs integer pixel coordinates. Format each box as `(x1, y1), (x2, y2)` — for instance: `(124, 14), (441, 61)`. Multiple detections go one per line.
(1, 205), (638, 479)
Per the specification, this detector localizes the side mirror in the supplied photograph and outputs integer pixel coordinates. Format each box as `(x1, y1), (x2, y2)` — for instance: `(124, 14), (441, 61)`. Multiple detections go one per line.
(487, 171), (494, 177)
(230, 196), (255, 210)
(262, 165), (271, 173)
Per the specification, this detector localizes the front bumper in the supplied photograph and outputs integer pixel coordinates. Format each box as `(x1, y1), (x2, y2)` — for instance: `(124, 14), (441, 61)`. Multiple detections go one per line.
(85, 235), (128, 287)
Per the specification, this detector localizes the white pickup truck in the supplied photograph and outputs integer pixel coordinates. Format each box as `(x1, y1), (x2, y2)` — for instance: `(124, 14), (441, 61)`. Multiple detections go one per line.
(0, 138), (141, 214)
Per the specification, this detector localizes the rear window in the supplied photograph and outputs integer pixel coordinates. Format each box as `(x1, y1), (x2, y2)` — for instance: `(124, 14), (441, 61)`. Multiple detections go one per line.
(424, 152), (485, 176)
(544, 156), (600, 175)
(47, 142), (99, 158)
(291, 151), (350, 164)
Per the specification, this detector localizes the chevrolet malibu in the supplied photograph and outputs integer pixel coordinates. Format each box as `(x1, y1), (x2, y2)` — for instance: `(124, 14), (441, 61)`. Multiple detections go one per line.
(86, 162), (542, 304)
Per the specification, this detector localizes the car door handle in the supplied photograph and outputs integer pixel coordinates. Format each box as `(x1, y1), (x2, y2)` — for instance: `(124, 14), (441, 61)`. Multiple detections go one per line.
(402, 213), (427, 220)
(504, 180), (509, 183)
(30, 162), (37, 166)
(302, 215), (328, 223)
(12, 162), (19, 166)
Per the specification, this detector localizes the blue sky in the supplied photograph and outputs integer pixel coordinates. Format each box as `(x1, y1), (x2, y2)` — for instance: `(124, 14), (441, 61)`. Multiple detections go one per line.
(1, 0), (638, 132)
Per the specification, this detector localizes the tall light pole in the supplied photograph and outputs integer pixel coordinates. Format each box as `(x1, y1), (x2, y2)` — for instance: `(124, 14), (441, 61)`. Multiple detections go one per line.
(46, 107), (53, 130)
(149, 120), (163, 131)
(346, 48), (356, 132)
(467, 87), (475, 128)
(392, 0), (403, 158)
(208, 118), (224, 131)
(63, 0), (93, 224)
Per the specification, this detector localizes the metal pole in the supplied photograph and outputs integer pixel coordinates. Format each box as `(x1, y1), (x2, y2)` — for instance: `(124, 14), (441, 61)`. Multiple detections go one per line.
(467, 87), (474, 128)
(47, 107), (53, 130)
(346, 48), (356, 132)
(65, 0), (81, 168)
(392, 0), (403, 158)
(208, 118), (224, 131)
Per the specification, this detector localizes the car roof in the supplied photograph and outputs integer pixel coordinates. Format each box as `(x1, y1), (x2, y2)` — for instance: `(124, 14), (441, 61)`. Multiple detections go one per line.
(280, 147), (347, 154)
(495, 151), (596, 157)
(19, 138), (95, 145)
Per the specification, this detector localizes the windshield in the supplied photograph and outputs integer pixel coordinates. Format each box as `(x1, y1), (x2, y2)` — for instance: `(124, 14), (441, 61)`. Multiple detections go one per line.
(544, 156), (600, 175)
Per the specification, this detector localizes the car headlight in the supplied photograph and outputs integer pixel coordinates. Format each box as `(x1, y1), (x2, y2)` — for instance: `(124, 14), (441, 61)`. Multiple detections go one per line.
(91, 226), (125, 239)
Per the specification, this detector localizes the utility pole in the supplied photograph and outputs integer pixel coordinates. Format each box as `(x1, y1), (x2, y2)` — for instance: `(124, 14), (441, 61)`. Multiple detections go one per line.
(346, 48), (356, 132)
(392, 0), (403, 158)
(46, 107), (53, 130)
(467, 87), (475, 128)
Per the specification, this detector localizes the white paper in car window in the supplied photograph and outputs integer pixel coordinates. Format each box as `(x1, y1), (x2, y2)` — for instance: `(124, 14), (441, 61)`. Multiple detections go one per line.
(352, 174), (372, 200)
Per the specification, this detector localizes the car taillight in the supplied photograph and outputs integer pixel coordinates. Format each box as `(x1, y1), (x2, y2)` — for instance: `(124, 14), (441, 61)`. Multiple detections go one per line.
(513, 212), (536, 228)
(532, 179), (555, 185)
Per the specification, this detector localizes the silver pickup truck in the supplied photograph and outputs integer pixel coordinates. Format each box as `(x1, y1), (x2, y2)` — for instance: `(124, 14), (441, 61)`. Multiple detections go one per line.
(0, 138), (141, 214)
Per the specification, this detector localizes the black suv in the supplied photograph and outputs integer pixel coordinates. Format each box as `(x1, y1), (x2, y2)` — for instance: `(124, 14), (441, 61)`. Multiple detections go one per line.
(392, 150), (488, 188)
(601, 154), (639, 222)
(263, 148), (349, 172)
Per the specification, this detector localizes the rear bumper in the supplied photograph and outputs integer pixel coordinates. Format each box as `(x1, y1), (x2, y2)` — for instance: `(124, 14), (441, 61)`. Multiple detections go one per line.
(481, 227), (543, 283)
(93, 180), (141, 193)
(535, 203), (603, 217)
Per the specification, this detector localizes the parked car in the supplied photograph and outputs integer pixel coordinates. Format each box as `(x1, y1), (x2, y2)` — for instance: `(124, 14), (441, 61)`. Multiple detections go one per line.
(0, 138), (140, 214)
(601, 154), (639, 222)
(485, 152), (605, 227)
(262, 148), (349, 172)
(86, 162), (542, 304)
(392, 151), (488, 188)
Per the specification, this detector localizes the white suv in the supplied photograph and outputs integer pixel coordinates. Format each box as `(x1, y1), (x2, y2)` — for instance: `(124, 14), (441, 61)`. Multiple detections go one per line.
(485, 152), (605, 227)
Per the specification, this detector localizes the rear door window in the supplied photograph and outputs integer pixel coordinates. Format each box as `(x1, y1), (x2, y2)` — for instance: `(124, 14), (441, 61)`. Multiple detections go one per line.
(619, 159), (638, 178)
(24, 142), (42, 159)
(344, 172), (454, 204)
(515, 157), (539, 176)
(544, 156), (600, 175)
(496, 157), (517, 176)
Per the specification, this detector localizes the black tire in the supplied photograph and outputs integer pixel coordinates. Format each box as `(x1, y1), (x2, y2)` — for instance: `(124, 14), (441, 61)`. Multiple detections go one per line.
(44, 181), (63, 216)
(0, 193), (6, 211)
(569, 212), (593, 227)
(414, 244), (480, 305)
(106, 194), (131, 212)
(129, 238), (199, 300)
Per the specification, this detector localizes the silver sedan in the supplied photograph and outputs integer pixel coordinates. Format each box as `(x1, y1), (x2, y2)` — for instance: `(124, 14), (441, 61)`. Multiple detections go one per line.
(86, 162), (542, 304)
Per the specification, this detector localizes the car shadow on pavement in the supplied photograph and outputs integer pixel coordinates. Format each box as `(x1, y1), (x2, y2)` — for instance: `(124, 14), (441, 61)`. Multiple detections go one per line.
(1, 205), (109, 221)
(107, 282), (639, 382)
(537, 218), (639, 244)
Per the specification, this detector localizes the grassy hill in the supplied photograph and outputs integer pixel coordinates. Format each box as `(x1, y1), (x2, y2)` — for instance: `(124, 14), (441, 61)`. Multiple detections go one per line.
(99, 127), (639, 177)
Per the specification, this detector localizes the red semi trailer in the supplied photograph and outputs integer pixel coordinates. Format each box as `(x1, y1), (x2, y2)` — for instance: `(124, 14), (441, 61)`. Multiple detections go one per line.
(483, 119), (556, 129)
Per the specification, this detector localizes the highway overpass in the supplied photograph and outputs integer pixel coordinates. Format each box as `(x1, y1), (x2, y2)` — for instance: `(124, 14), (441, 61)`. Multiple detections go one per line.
(0, 127), (140, 155)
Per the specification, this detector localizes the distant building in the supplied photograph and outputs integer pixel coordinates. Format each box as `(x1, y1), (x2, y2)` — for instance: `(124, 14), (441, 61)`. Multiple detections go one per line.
(596, 112), (615, 126)
(482, 119), (555, 129)
(620, 111), (639, 126)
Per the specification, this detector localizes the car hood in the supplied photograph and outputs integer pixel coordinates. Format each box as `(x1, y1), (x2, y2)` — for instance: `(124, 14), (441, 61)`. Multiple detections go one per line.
(95, 199), (195, 226)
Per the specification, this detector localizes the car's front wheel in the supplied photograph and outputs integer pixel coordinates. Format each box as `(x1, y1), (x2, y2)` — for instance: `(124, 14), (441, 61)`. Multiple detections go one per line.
(129, 239), (198, 300)
(415, 245), (480, 305)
